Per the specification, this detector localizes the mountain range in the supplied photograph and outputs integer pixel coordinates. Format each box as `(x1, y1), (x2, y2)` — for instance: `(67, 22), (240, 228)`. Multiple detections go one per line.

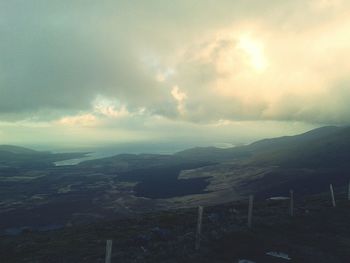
(1, 126), (350, 233)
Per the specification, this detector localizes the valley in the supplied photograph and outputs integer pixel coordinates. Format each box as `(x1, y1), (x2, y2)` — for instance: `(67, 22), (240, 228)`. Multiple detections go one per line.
(1, 126), (350, 238)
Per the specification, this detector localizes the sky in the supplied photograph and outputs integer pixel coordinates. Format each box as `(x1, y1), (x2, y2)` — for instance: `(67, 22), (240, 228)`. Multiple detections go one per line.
(0, 0), (349, 150)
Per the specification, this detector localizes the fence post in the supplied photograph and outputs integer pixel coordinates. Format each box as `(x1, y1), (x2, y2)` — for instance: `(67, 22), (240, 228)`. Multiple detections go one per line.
(195, 206), (204, 250)
(248, 195), (254, 228)
(105, 240), (113, 263)
(290, 190), (294, 217)
(330, 184), (336, 207)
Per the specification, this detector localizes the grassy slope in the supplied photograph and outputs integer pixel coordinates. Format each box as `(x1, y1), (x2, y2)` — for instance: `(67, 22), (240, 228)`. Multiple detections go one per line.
(1, 189), (350, 263)
(175, 126), (350, 168)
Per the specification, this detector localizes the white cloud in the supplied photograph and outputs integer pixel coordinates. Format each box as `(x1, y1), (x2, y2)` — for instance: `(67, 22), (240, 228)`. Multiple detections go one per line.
(93, 96), (130, 118)
(1, 0), (350, 146)
(171, 86), (187, 115)
(311, 0), (343, 9)
(57, 114), (98, 127)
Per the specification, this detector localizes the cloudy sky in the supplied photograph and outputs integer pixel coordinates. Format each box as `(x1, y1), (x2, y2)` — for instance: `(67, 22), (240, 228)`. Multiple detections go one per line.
(0, 0), (349, 150)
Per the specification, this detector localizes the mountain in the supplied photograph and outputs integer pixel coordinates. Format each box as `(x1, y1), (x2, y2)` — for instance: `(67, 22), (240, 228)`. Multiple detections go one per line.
(0, 145), (39, 154)
(249, 125), (340, 151)
(246, 126), (349, 168)
(77, 125), (349, 170)
(175, 126), (349, 168)
(77, 125), (350, 200)
(2, 127), (350, 262)
(1, 126), (350, 238)
(174, 146), (250, 162)
(173, 126), (350, 199)
(0, 145), (87, 169)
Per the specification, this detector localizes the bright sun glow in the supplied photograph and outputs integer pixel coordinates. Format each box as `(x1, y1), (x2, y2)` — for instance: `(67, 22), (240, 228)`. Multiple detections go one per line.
(237, 35), (268, 72)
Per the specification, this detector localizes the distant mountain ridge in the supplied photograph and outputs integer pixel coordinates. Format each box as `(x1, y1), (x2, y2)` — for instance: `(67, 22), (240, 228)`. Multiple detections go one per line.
(2, 125), (349, 170)
(0, 145), (87, 169)
(245, 125), (350, 168)
(169, 125), (350, 201)
(175, 126), (350, 168)
(0, 145), (40, 154)
(248, 126), (340, 151)
(1, 126), (350, 235)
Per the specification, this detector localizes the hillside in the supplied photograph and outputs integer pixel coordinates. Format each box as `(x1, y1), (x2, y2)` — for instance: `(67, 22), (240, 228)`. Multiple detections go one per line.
(175, 126), (350, 200)
(77, 126), (350, 170)
(1, 189), (350, 263)
(1, 126), (350, 244)
(247, 126), (350, 168)
(0, 145), (39, 154)
(0, 145), (87, 169)
(175, 126), (347, 167)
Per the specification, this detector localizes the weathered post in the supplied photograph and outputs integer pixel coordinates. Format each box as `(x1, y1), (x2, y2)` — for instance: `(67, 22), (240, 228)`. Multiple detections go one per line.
(195, 206), (204, 250)
(290, 190), (294, 217)
(105, 240), (113, 263)
(330, 184), (336, 207)
(248, 195), (254, 228)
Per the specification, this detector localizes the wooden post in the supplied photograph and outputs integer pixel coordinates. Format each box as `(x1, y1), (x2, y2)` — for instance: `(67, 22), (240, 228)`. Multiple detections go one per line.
(105, 240), (113, 263)
(248, 195), (254, 228)
(348, 180), (350, 201)
(330, 184), (336, 207)
(290, 190), (294, 217)
(195, 206), (204, 250)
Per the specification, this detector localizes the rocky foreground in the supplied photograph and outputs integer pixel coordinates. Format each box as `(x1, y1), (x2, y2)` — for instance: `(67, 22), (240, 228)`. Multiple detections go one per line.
(1, 189), (350, 263)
